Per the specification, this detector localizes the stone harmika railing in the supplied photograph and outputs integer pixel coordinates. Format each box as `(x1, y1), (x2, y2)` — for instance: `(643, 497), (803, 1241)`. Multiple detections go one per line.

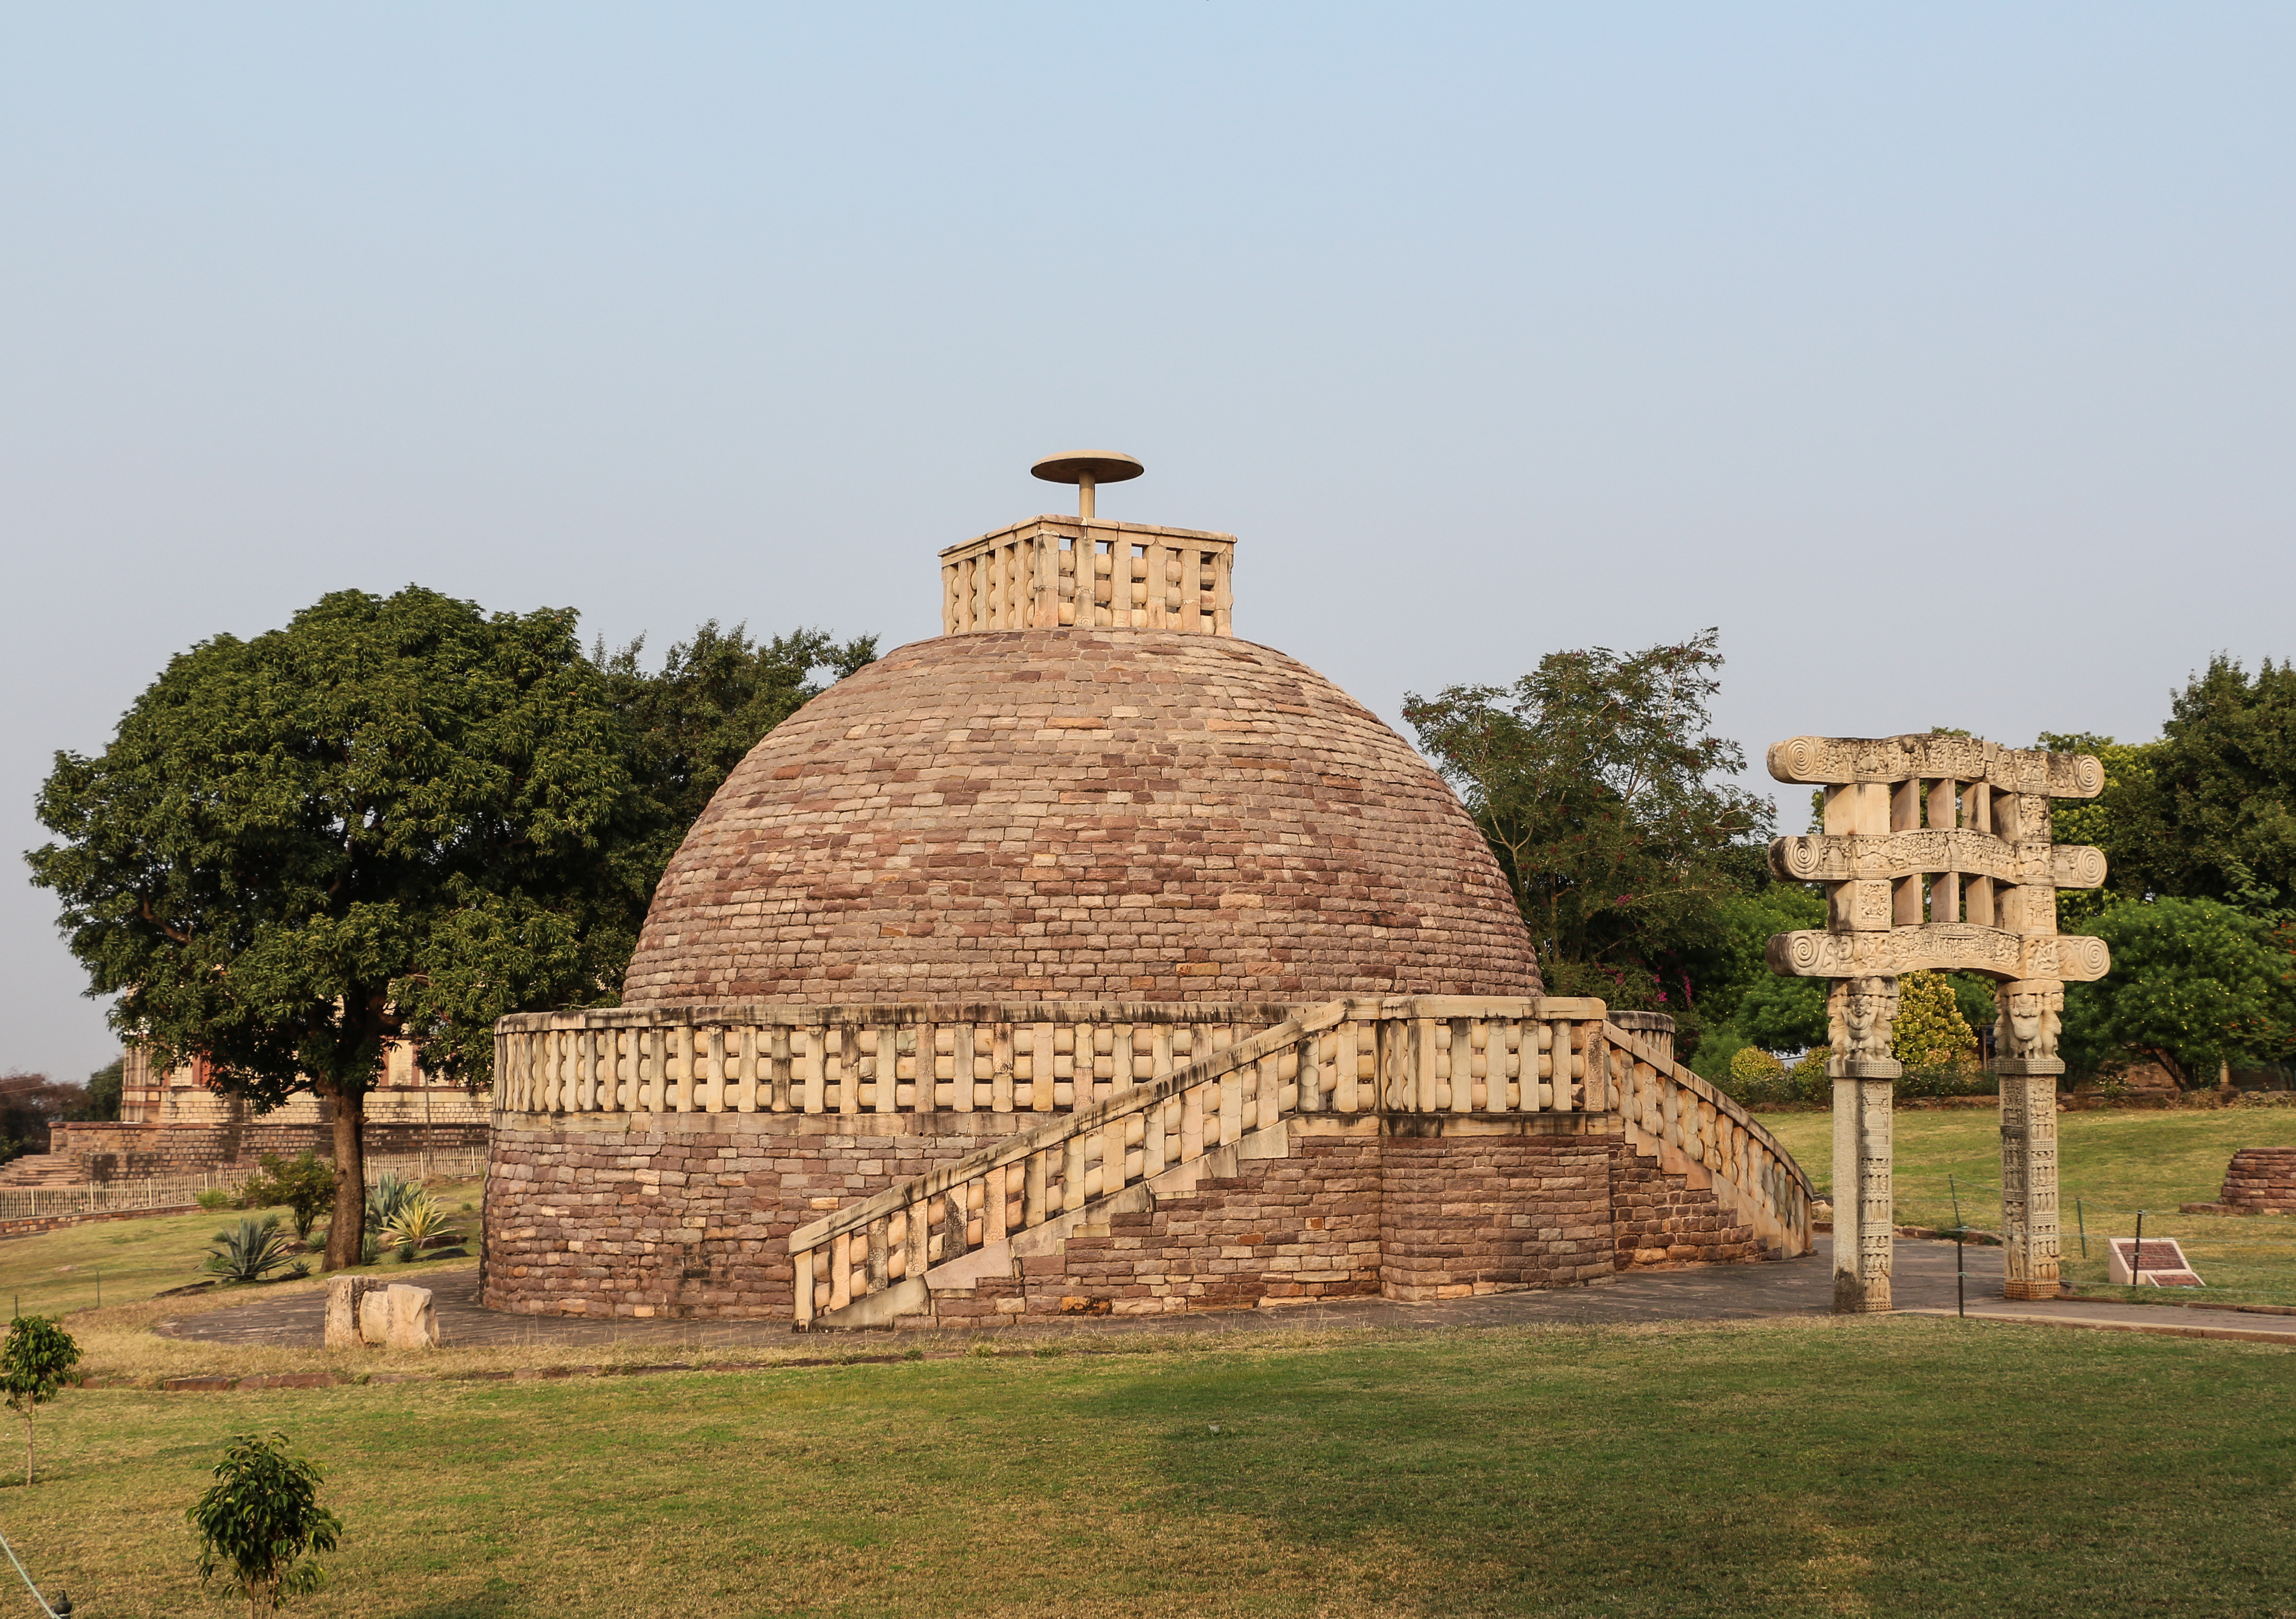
(938, 516), (1236, 636)
(778, 998), (1814, 1327)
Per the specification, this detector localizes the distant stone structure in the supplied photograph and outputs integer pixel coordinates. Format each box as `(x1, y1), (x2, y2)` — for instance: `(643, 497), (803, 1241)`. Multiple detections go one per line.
(2183, 1147), (2296, 1215)
(36, 1042), (487, 1184)
(484, 460), (1818, 1323)
(1764, 734), (2111, 1310)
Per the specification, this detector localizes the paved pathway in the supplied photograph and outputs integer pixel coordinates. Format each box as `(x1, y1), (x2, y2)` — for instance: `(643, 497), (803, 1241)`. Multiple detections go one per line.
(160, 1237), (2289, 1352)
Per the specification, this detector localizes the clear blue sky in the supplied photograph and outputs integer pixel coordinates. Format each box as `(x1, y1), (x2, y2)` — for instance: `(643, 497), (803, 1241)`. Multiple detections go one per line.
(5, 5), (2291, 1081)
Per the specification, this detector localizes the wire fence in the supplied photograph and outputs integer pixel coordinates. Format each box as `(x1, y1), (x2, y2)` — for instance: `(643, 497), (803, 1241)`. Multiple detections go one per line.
(1879, 1171), (2296, 1303)
(0, 1148), (488, 1225)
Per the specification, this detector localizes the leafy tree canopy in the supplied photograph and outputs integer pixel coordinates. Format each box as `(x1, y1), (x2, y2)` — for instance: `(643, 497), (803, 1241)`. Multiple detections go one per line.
(2036, 731), (2160, 925)
(1404, 629), (1773, 1000)
(596, 621), (876, 881)
(2062, 896), (2296, 1087)
(27, 586), (647, 1265)
(2068, 658), (2296, 915)
(27, 588), (875, 1269)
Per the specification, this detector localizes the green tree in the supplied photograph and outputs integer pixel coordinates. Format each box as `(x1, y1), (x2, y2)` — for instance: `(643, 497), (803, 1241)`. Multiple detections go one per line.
(2036, 731), (2160, 925)
(0, 1316), (80, 1486)
(26, 587), (651, 1270)
(71, 1057), (124, 1121)
(1892, 970), (1977, 1072)
(189, 1432), (342, 1618)
(2084, 658), (2296, 914)
(597, 622), (876, 876)
(1729, 974), (1830, 1054)
(2062, 897), (2296, 1087)
(1404, 630), (1773, 999)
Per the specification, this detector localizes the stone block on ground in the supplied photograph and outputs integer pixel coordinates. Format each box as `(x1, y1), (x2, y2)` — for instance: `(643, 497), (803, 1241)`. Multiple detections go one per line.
(385, 1283), (439, 1348)
(322, 1276), (384, 1350)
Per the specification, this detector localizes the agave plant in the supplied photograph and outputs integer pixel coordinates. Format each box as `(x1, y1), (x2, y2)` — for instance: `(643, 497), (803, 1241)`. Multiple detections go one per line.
(380, 1194), (463, 1262)
(201, 1216), (297, 1284)
(365, 1173), (419, 1235)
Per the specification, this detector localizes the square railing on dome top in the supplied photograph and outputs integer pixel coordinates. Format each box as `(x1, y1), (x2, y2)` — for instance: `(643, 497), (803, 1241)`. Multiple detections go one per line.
(938, 517), (1236, 635)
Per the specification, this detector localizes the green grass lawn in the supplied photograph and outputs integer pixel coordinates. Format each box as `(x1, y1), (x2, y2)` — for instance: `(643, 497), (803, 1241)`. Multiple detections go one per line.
(1763, 1108), (2296, 1306)
(3, 1317), (2289, 1618)
(0, 1178), (484, 1318)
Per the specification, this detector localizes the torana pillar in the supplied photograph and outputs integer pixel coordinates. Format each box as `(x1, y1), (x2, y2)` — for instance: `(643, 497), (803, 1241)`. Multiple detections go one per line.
(1829, 976), (1900, 1313)
(1761, 734), (2112, 1317)
(1994, 979), (2065, 1300)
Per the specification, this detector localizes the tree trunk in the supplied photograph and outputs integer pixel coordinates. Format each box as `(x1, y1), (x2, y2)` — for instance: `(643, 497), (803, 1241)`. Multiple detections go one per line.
(321, 1087), (368, 1273)
(23, 1411), (32, 1488)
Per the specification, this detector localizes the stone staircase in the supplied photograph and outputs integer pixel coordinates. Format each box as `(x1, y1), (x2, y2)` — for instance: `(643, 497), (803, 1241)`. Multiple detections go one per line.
(788, 998), (1813, 1329)
(0, 1153), (93, 1192)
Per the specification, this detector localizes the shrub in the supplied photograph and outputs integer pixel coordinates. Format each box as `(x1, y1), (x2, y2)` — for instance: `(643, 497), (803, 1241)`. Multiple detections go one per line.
(1729, 1046), (1785, 1083)
(0, 1316), (79, 1487)
(1687, 1024), (1751, 1084)
(1716, 1045), (1796, 1106)
(1892, 971), (1980, 1072)
(189, 1432), (342, 1618)
(196, 1187), (233, 1211)
(236, 1152), (337, 1241)
(379, 1194), (462, 1261)
(203, 1217), (298, 1284)
(1787, 1047), (1832, 1103)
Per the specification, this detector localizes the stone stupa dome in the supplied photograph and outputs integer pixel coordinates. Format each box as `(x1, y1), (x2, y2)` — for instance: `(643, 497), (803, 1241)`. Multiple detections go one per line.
(620, 502), (1539, 1008)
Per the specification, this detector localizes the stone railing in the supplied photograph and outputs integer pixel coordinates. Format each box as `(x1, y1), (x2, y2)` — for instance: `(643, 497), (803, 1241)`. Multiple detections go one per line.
(938, 516), (1236, 635)
(494, 995), (1614, 1124)
(782, 995), (1618, 1325)
(1603, 1023), (1813, 1258)
(493, 1002), (1317, 1120)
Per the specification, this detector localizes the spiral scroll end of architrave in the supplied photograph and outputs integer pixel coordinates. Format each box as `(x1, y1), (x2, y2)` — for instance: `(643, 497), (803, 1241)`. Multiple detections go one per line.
(1767, 736), (1829, 784)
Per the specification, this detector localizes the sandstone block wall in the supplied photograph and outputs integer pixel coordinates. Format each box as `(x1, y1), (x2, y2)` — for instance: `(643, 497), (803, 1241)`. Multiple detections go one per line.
(52, 1120), (491, 1181)
(1609, 1150), (1764, 1268)
(485, 1113), (1034, 1318)
(1378, 1134), (1618, 1301)
(2219, 1147), (2296, 1212)
(486, 1114), (1768, 1322)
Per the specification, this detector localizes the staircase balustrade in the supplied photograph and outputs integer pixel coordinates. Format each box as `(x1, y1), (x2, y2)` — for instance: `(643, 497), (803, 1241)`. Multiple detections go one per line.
(783, 995), (1626, 1325)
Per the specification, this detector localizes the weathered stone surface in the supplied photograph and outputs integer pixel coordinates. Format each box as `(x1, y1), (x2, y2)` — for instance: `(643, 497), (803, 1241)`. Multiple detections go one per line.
(623, 628), (1539, 1009)
(324, 1276), (387, 1350)
(385, 1284), (439, 1349)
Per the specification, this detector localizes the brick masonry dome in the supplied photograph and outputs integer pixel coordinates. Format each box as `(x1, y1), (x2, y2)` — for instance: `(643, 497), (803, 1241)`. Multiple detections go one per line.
(622, 625), (1541, 1006)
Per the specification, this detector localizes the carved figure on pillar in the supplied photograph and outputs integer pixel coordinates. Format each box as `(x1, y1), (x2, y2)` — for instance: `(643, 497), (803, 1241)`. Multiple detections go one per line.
(1828, 977), (1901, 1069)
(1996, 983), (2062, 1061)
(1762, 734), (2108, 1315)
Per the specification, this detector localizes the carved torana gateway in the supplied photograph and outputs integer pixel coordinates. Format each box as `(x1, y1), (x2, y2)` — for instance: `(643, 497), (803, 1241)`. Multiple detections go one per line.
(482, 461), (1820, 1324)
(1764, 734), (2110, 1311)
